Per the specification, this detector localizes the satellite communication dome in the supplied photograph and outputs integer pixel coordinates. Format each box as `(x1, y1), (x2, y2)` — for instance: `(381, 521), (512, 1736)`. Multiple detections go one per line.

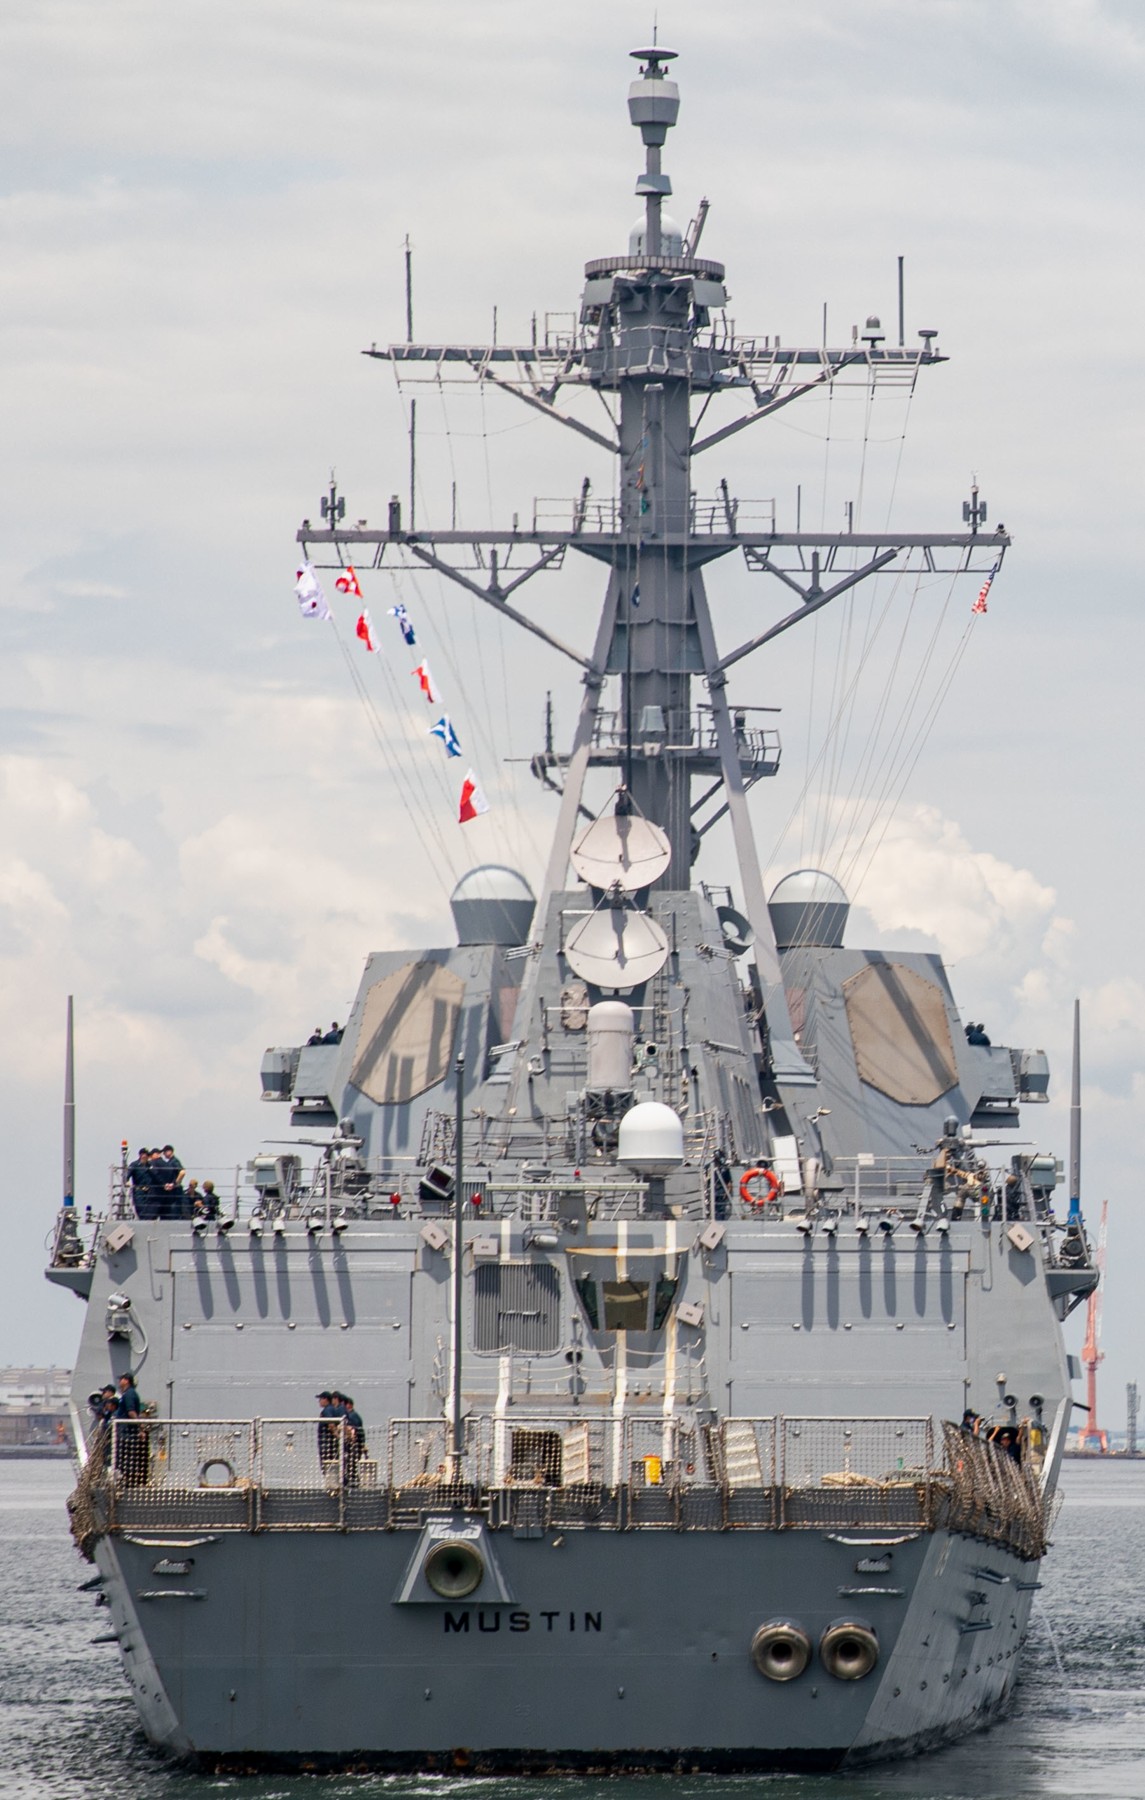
(767, 868), (850, 951)
(617, 1101), (685, 1177)
(628, 213), (685, 257)
(449, 865), (536, 947)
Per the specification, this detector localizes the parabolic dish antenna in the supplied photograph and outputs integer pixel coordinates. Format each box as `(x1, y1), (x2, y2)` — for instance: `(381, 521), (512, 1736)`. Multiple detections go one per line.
(570, 809), (672, 893)
(563, 907), (670, 990)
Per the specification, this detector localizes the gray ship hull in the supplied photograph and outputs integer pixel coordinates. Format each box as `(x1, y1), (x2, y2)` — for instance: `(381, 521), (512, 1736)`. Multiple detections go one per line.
(94, 1523), (1034, 1769)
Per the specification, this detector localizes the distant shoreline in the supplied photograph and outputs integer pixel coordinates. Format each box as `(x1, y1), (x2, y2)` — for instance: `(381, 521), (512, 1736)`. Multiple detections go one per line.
(0, 1444), (71, 1461)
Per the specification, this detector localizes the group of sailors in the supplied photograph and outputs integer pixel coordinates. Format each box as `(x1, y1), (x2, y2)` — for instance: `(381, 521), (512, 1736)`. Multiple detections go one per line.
(961, 1408), (1023, 1463)
(317, 1389), (367, 1483)
(88, 1373), (149, 1484)
(87, 1379), (368, 1489)
(307, 1022), (344, 1046)
(127, 1146), (220, 1221)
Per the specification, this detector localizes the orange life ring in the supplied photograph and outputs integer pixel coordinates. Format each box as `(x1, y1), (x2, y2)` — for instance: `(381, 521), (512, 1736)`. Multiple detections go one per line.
(740, 1166), (782, 1208)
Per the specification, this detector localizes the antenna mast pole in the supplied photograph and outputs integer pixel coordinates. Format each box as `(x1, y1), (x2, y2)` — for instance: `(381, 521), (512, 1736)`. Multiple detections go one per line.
(1069, 997), (1082, 1222)
(63, 995), (75, 1208)
(449, 1053), (465, 1479)
(1078, 1198), (1108, 1452)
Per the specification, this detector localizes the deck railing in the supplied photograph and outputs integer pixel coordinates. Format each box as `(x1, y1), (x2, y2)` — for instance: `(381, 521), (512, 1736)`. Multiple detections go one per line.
(69, 1413), (1048, 1561)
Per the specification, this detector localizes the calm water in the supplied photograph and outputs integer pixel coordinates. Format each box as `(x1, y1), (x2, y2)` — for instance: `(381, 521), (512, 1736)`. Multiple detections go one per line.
(1, 1458), (1142, 1800)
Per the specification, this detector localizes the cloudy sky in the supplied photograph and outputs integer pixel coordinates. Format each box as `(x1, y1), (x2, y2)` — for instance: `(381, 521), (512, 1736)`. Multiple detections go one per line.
(3, 0), (1142, 1419)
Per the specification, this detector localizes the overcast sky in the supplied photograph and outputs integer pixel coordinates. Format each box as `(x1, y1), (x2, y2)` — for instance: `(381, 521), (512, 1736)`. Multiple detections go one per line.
(3, 0), (1142, 1421)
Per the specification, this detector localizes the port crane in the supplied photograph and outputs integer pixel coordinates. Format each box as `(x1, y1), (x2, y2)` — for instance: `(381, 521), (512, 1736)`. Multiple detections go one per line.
(1077, 1197), (1109, 1452)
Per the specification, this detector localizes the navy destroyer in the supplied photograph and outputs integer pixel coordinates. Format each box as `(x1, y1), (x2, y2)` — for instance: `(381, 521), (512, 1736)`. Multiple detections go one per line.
(50, 48), (1098, 1770)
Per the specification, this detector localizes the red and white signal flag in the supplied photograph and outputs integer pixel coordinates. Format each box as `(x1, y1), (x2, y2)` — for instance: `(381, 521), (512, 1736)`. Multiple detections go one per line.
(972, 560), (1000, 615)
(459, 770), (490, 824)
(355, 609), (382, 654)
(413, 661), (440, 703)
(335, 564), (363, 599)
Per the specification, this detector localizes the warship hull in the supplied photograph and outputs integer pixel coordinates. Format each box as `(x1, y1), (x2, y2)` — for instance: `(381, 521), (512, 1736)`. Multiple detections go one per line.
(92, 1526), (1035, 1769)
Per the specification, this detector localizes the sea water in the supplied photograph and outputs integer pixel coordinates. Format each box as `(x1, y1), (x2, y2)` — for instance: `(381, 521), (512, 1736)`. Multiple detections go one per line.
(1, 1458), (1141, 1800)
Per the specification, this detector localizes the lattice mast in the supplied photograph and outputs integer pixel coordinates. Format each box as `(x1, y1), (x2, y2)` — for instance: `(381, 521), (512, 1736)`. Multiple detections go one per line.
(299, 48), (1009, 1104)
(1078, 1197), (1108, 1452)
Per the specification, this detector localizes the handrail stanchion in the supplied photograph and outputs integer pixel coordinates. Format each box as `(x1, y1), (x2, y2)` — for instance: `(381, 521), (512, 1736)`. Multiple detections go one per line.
(449, 1053), (465, 1482)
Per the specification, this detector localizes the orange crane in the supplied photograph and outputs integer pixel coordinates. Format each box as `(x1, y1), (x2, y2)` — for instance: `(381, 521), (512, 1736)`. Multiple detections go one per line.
(1077, 1198), (1108, 1452)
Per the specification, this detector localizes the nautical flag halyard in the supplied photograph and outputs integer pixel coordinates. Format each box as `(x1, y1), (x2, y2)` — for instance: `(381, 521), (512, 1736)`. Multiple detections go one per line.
(430, 714), (462, 758)
(390, 602), (417, 646)
(458, 769), (490, 823)
(336, 565), (363, 599)
(295, 563), (331, 620)
(972, 560), (1000, 614)
(413, 662), (439, 703)
(355, 609), (381, 654)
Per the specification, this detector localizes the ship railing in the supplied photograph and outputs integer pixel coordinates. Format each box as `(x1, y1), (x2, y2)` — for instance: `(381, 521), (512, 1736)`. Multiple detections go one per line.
(533, 495), (777, 537)
(938, 1420), (1049, 1560)
(588, 707), (781, 768)
(779, 1416), (934, 1530)
(82, 1413), (1049, 1555)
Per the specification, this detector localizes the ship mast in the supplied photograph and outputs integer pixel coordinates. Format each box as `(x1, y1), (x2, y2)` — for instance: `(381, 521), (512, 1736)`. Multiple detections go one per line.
(299, 49), (1009, 1114)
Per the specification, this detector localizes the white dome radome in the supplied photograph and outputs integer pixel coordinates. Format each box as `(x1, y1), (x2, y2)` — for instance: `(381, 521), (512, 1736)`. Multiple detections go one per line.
(768, 868), (850, 951)
(617, 1101), (685, 1177)
(449, 864), (536, 947)
(628, 212), (685, 257)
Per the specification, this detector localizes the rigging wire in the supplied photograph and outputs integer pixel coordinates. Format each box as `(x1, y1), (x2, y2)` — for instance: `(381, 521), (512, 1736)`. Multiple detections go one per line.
(843, 611), (978, 906)
(326, 616), (461, 905)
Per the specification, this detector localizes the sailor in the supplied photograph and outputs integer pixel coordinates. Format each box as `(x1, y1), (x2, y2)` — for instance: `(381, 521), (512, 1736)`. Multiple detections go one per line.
(153, 1145), (185, 1218)
(195, 1179), (221, 1221)
(114, 1372), (148, 1486)
(712, 1148), (734, 1220)
(340, 1394), (366, 1485)
(316, 1391), (341, 1480)
(991, 1425), (1021, 1464)
(128, 1148), (159, 1219)
(965, 1021), (991, 1046)
(88, 1384), (117, 1462)
(960, 1408), (983, 1438)
(322, 1022), (344, 1045)
(307, 1026), (324, 1046)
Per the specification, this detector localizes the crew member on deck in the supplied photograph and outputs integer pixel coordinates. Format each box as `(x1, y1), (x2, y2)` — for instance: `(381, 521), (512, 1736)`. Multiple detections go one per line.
(128, 1148), (158, 1219)
(317, 1391), (341, 1480)
(339, 1394), (366, 1485)
(115, 1371), (148, 1486)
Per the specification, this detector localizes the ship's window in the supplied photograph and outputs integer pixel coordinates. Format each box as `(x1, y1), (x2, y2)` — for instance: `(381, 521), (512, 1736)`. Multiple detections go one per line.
(574, 1276), (600, 1330)
(601, 1279), (650, 1331)
(473, 1264), (560, 1354)
(652, 1276), (678, 1329)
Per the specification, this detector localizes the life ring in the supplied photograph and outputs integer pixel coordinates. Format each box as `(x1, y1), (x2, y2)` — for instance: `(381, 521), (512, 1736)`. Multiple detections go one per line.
(740, 1166), (782, 1209)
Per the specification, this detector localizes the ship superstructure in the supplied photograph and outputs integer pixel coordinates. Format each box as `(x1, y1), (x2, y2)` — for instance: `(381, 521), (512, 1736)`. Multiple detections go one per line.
(49, 49), (1098, 1770)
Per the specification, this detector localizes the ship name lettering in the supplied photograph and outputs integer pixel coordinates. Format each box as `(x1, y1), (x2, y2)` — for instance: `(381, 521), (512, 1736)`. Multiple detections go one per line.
(442, 1609), (603, 1635)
